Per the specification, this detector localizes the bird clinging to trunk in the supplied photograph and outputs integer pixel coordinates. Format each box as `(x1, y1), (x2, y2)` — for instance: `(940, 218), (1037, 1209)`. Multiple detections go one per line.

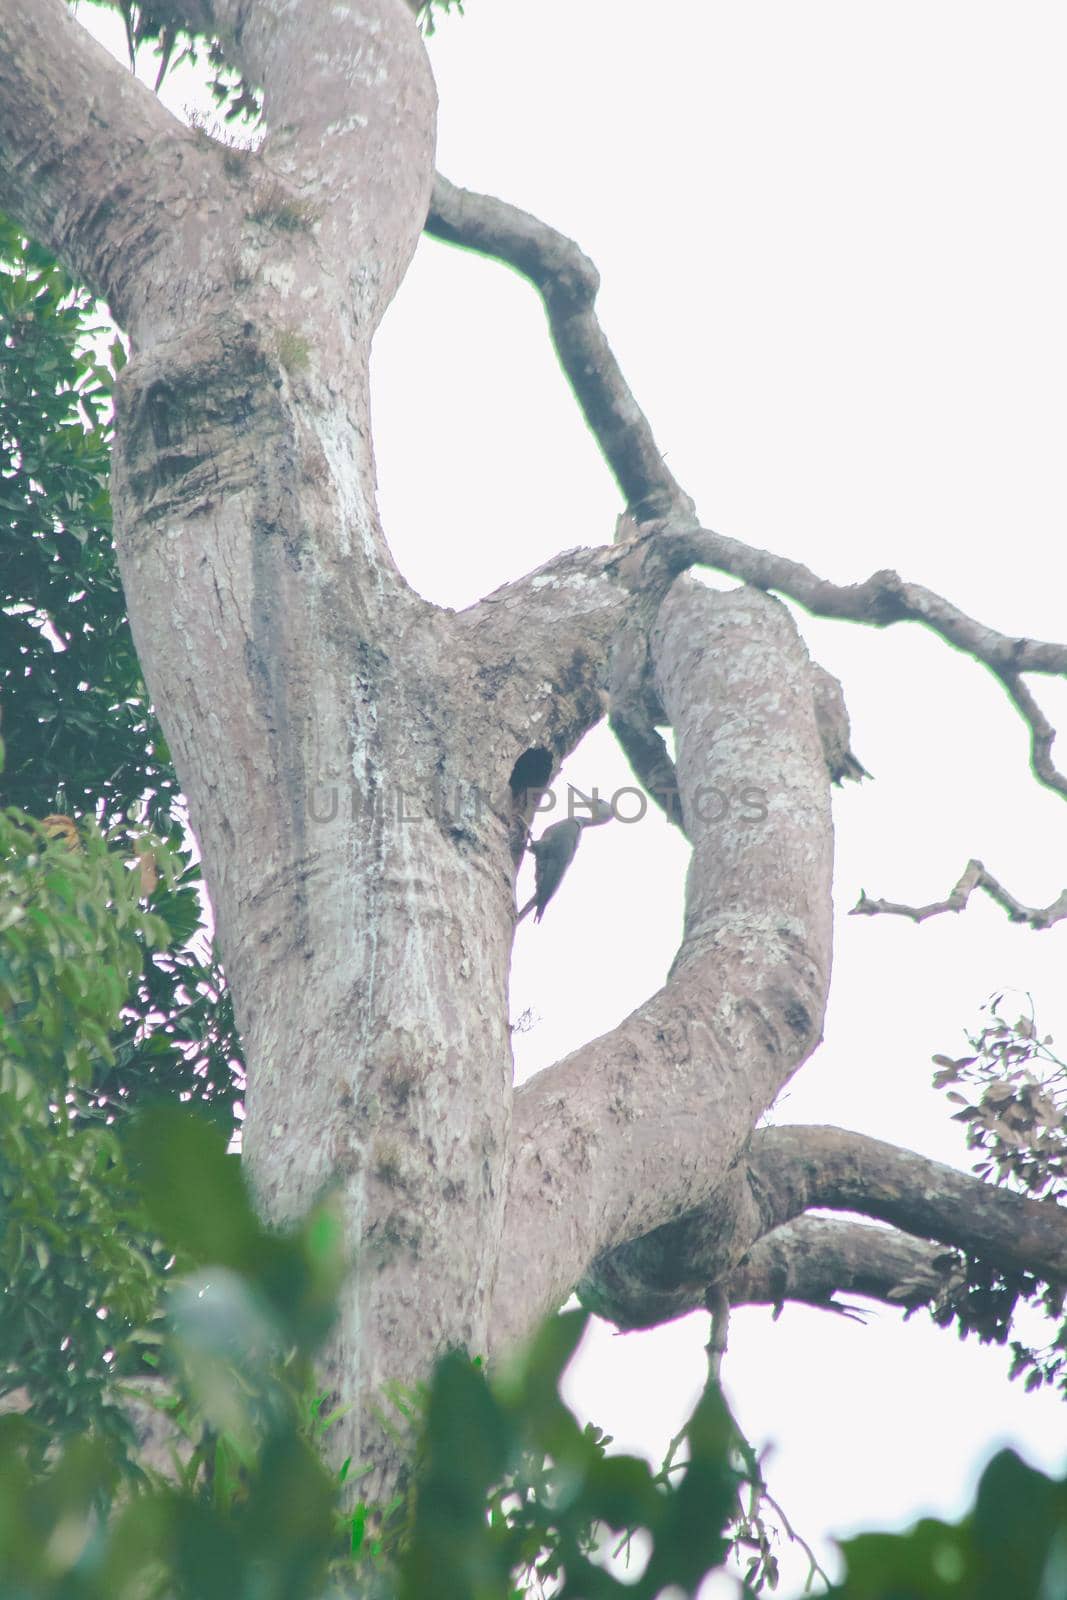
(516, 786), (615, 924)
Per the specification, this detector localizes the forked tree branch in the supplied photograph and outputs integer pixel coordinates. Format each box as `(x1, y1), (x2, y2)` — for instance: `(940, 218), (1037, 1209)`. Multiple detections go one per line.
(655, 526), (1067, 799)
(491, 583), (834, 1352)
(423, 179), (1067, 676)
(747, 1126), (1067, 1282)
(579, 1123), (1067, 1331)
(429, 179), (1067, 804)
(852, 862), (1067, 930)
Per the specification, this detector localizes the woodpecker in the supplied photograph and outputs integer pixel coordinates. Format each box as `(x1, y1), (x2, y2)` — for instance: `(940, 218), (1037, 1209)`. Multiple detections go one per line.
(812, 665), (871, 785)
(516, 786), (614, 924)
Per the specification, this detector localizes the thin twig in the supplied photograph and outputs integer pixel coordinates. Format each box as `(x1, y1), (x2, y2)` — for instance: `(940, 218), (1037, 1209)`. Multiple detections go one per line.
(762, 1488), (833, 1593)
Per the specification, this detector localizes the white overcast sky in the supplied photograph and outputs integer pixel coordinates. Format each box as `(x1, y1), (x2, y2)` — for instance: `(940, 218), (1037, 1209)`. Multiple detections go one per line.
(77, 2), (1067, 1592)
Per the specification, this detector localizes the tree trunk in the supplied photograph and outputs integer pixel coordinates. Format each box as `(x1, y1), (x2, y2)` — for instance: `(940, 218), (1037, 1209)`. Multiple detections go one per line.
(4, 0), (1067, 1506)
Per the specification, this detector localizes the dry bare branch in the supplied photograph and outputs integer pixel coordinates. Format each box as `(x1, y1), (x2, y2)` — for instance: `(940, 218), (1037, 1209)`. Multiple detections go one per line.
(651, 525), (1067, 801)
(656, 527), (1067, 676)
(427, 176), (693, 523)
(852, 862), (1067, 930)
(1001, 671), (1067, 798)
(425, 180), (1067, 809)
(704, 1284), (730, 1380)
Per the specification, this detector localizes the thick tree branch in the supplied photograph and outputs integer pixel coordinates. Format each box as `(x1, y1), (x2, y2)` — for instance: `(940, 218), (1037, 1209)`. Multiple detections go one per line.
(491, 583), (834, 1351)
(608, 619), (866, 832)
(427, 176), (694, 523)
(187, 0), (436, 326)
(2, 0), (434, 348)
(852, 862), (1067, 930)
(747, 1126), (1067, 1284)
(725, 1217), (954, 1316)
(0, 0), (229, 330)
(579, 1123), (1067, 1331)
(446, 542), (632, 782)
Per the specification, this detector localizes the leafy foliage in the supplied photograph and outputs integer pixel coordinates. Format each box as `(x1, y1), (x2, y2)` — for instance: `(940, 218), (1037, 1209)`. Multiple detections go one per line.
(415, 0), (466, 34)
(933, 997), (1067, 1201)
(0, 208), (243, 1461)
(0, 803), (177, 1448)
(0, 215), (148, 823)
(5, 1101), (1067, 1600)
(0, 709), (345, 1559)
(929, 997), (1067, 1396)
(405, 1311), (738, 1600)
(0, 214), (242, 1113)
(0, 1100), (744, 1600)
(0, 1117), (347, 1600)
(832, 1446), (1067, 1599)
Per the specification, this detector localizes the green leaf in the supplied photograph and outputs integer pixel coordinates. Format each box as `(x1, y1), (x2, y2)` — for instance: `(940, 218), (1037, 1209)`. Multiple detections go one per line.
(124, 1108), (259, 1271)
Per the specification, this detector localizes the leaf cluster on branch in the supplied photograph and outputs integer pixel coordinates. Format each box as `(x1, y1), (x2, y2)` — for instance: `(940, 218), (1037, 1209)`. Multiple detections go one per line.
(926, 998), (1067, 1397)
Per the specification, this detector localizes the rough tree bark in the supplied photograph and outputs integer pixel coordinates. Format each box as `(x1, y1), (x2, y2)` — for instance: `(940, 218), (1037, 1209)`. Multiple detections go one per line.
(3, 0), (1066, 1499)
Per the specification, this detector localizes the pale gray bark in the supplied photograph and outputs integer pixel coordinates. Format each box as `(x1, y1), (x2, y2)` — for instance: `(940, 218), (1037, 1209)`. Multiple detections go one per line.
(492, 580), (834, 1346)
(3, 0), (1067, 1501)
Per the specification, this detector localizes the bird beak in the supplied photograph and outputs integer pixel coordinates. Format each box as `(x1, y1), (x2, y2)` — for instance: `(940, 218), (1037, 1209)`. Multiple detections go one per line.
(567, 785), (614, 825)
